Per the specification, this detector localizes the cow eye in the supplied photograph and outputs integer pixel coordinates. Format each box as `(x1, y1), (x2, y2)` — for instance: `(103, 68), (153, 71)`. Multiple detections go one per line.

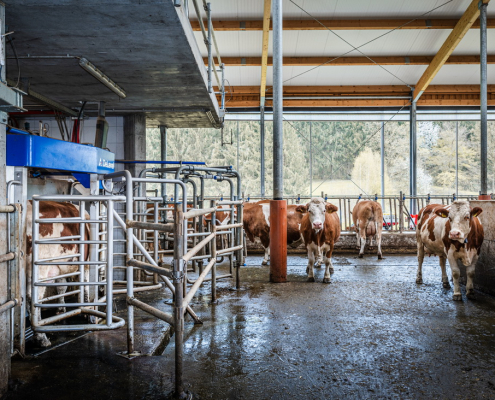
(464, 216), (469, 220)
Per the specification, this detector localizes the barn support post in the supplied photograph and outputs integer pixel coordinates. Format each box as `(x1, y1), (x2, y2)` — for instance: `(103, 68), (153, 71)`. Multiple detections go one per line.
(270, 0), (287, 283)
(310, 121), (313, 196)
(409, 100), (417, 214)
(260, 107), (266, 197)
(159, 125), (167, 202)
(380, 121), (385, 211)
(480, 0), (489, 199)
(455, 121), (459, 197)
(236, 120), (240, 173)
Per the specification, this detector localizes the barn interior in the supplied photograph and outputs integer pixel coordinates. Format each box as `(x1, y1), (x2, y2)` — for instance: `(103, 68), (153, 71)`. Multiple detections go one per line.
(1, 0), (495, 399)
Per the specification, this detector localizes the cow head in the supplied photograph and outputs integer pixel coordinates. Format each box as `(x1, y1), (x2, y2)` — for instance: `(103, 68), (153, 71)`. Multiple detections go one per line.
(296, 197), (338, 232)
(435, 201), (482, 241)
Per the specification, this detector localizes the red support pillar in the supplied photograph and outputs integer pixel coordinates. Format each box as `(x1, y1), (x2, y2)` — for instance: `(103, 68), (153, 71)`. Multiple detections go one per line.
(270, 200), (287, 283)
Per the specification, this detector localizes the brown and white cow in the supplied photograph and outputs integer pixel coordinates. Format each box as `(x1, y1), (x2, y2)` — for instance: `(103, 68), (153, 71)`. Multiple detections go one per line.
(243, 200), (305, 265)
(416, 201), (483, 301)
(352, 200), (383, 259)
(296, 197), (340, 283)
(26, 200), (91, 347)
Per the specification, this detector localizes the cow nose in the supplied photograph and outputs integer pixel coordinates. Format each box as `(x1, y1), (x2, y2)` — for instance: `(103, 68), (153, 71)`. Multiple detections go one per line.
(449, 231), (461, 239)
(313, 222), (322, 229)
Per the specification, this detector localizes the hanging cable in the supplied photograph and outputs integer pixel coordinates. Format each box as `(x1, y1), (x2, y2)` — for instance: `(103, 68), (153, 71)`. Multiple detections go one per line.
(7, 36), (21, 88)
(267, 0), (454, 92)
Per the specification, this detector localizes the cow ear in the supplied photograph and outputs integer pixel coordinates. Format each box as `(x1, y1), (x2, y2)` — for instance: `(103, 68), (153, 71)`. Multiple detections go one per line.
(471, 207), (483, 218)
(295, 205), (308, 213)
(326, 203), (338, 214)
(435, 208), (449, 218)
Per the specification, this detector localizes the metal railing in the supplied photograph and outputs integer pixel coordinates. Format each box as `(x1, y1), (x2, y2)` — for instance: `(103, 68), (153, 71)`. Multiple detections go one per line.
(191, 0), (226, 111)
(31, 195), (126, 332)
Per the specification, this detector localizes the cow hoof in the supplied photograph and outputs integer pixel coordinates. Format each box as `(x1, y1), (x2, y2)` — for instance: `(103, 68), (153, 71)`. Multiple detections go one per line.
(323, 278), (331, 284)
(307, 277), (315, 282)
(416, 278), (423, 284)
(35, 334), (51, 348)
(358, 254), (364, 259)
(56, 307), (67, 315)
(466, 291), (476, 300)
(443, 282), (451, 289)
(452, 294), (462, 301)
(261, 260), (268, 266)
(86, 314), (97, 324)
(378, 254), (383, 260)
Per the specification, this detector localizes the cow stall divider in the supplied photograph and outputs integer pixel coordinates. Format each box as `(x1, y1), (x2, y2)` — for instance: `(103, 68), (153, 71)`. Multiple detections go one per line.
(31, 195), (126, 333)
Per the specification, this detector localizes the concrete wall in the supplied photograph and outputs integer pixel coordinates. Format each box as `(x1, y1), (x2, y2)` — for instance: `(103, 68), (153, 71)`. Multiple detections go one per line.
(471, 200), (495, 297)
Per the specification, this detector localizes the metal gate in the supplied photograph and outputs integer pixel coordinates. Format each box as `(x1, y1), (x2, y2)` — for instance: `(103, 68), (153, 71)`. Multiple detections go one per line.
(31, 195), (125, 332)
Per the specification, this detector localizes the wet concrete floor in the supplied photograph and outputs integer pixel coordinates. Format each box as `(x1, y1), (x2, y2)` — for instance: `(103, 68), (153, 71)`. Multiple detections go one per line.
(7, 254), (495, 399)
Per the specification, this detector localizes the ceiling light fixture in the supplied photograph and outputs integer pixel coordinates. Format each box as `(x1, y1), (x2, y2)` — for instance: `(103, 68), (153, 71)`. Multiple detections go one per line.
(78, 57), (126, 99)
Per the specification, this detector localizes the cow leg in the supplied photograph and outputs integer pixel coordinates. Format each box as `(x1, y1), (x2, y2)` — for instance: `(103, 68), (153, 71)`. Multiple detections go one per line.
(261, 246), (270, 266)
(306, 245), (316, 282)
(439, 256), (450, 289)
(32, 285), (51, 347)
(376, 222), (383, 260)
(416, 242), (425, 284)
(358, 228), (366, 258)
(466, 257), (478, 299)
(323, 246), (334, 284)
(447, 254), (462, 301)
(314, 248), (322, 268)
(56, 278), (68, 314)
(83, 266), (97, 324)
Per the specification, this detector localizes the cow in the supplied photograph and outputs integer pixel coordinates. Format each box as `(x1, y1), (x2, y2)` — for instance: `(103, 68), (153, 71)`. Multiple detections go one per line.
(352, 200), (384, 259)
(296, 197), (341, 283)
(26, 200), (91, 347)
(243, 200), (305, 265)
(415, 201), (483, 301)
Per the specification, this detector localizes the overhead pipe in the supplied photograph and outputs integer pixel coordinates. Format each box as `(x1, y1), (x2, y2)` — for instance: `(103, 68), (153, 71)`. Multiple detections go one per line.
(480, 0), (489, 199)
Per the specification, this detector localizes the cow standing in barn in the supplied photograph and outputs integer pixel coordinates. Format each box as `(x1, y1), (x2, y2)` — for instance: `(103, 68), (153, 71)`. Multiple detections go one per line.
(416, 201), (483, 301)
(26, 200), (91, 347)
(243, 200), (305, 265)
(352, 200), (383, 259)
(296, 197), (340, 283)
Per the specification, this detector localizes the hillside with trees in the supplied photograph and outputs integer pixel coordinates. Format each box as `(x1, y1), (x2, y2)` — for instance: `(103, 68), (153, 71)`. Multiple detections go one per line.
(147, 119), (494, 198)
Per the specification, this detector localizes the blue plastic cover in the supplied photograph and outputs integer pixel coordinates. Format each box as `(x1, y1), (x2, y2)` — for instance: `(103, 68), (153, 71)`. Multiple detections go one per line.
(6, 134), (115, 175)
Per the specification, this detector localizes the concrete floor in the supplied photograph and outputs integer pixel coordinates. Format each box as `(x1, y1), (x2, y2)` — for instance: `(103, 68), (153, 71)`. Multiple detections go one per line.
(7, 254), (495, 400)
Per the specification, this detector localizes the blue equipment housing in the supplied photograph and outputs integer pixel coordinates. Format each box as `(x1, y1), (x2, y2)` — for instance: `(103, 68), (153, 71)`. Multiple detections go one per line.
(6, 133), (115, 187)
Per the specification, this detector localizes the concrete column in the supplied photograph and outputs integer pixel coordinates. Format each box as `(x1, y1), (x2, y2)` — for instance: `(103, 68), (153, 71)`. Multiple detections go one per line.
(124, 114), (146, 178)
(0, 3), (11, 393)
(0, 116), (10, 396)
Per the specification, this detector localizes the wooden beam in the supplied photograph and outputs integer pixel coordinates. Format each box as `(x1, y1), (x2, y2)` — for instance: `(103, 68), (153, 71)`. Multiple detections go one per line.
(260, 0), (271, 106)
(413, 0), (488, 102)
(205, 55), (495, 66)
(216, 85), (495, 95)
(191, 18), (495, 31)
(218, 85), (495, 107)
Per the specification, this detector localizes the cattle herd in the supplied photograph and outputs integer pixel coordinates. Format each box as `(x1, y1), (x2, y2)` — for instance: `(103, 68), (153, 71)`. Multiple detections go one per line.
(243, 197), (485, 301)
(27, 197), (485, 345)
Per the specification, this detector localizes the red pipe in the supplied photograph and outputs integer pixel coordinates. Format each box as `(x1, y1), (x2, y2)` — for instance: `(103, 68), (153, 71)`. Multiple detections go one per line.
(478, 195), (491, 200)
(269, 200), (287, 283)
